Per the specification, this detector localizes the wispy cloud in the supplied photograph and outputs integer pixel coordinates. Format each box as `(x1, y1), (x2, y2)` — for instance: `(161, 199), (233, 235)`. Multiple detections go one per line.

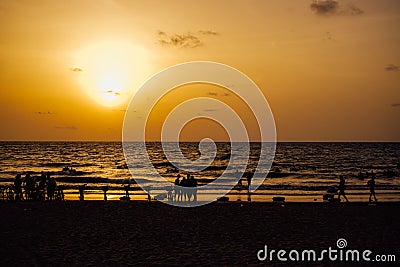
(348, 4), (363, 15)
(157, 30), (220, 48)
(55, 126), (77, 130)
(70, 67), (83, 72)
(198, 30), (219, 36)
(310, 0), (339, 15)
(158, 32), (201, 48)
(385, 64), (400, 72)
(310, 0), (363, 16)
(391, 103), (400, 107)
(34, 111), (55, 115)
(105, 90), (121, 96)
(207, 92), (231, 97)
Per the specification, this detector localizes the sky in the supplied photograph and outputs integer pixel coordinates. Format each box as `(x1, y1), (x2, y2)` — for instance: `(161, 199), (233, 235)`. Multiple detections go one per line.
(0, 0), (399, 141)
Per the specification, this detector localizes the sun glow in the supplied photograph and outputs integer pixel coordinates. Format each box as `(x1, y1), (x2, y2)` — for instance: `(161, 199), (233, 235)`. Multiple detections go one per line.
(73, 41), (149, 107)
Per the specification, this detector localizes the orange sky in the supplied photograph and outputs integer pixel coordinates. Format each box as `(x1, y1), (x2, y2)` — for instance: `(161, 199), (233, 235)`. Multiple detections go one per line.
(0, 0), (399, 141)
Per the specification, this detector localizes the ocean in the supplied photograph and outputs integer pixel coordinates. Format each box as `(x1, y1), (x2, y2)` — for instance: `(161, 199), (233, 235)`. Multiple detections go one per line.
(0, 142), (399, 202)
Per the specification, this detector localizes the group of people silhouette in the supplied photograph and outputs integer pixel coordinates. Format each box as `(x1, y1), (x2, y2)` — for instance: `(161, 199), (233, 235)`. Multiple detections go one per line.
(337, 175), (377, 202)
(0, 169), (382, 203)
(10, 172), (63, 201)
(173, 174), (198, 202)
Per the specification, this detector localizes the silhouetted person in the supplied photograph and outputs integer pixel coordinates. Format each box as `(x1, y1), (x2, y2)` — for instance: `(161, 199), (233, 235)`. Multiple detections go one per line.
(368, 177), (377, 202)
(174, 174), (181, 202)
(186, 173), (191, 201)
(47, 177), (56, 201)
(38, 171), (47, 200)
(101, 186), (108, 201)
(180, 175), (188, 201)
(145, 187), (151, 202)
(5, 185), (15, 201)
(190, 175), (198, 202)
(246, 172), (252, 190)
(186, 174), (194, 201)
(124, 183), (130, 198)
(24, 173), (34, 200)
(79, 184), (86, 201)
(166, 186), (173, 201)
(14, 174), (23, 201)
(338, 176), (349, 202)
(57, 185), (64, 201)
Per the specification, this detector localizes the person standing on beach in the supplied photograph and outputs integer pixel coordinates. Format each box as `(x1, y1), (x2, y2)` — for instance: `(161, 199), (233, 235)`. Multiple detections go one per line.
(186, 173), (192, 201)
(38, 171), (47, 200)
(338, 176), (349, 202)
(57, 185), (64, 201)
(79, 184), (86, 201)
(190, 175), (198, 202)
(246, 171), (253, 202)
(174, 174), (181, 202)
(47, 177), (56, 201)
(246, 172), (252, 190)
(14, 174), (23, 201)
(180, 175), (188, 201)
(368, 176), (377, 202)
(186, 174), (194, 201)
(24, 173), (34, 200)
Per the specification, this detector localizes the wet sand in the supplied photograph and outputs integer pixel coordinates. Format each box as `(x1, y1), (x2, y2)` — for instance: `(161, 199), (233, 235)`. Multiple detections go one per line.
(0, 201), (399, 266)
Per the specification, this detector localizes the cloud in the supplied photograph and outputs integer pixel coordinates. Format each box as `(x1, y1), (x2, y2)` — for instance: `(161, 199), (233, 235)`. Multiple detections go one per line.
(158, 32), (202, 48)
(55, 126), (78, 130)
(158, 30), (220, 48)
(70, 67), (83, 72)
(385, 64), (400, 72)
(310, 0), (339, 15)
(207, 92), (231, 97)
(348, 4), (363, 15)
(105, 90), (121, 96)
(198, 30), (219, 36)
(34, 111), (55, 115)
(391, 103), (400, 107)
(310, 0), (363, 16)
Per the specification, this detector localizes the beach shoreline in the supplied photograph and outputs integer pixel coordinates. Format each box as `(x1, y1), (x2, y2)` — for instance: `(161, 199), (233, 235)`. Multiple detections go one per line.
(1, 201), (399, 266)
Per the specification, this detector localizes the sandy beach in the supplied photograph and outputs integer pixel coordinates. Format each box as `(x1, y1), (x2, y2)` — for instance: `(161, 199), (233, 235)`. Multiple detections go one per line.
(0, 201), (399, 266)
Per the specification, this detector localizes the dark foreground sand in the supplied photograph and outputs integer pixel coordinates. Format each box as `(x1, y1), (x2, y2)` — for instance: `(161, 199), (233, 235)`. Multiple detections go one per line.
(0, 201), (399, 266)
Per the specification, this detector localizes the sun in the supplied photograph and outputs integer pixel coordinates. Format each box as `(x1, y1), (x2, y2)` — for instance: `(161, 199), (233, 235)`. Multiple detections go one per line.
(72, 41), (149, 107)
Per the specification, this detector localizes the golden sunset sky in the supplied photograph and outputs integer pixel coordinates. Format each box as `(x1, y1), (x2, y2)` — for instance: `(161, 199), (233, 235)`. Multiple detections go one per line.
(0, 0), (399, 141)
